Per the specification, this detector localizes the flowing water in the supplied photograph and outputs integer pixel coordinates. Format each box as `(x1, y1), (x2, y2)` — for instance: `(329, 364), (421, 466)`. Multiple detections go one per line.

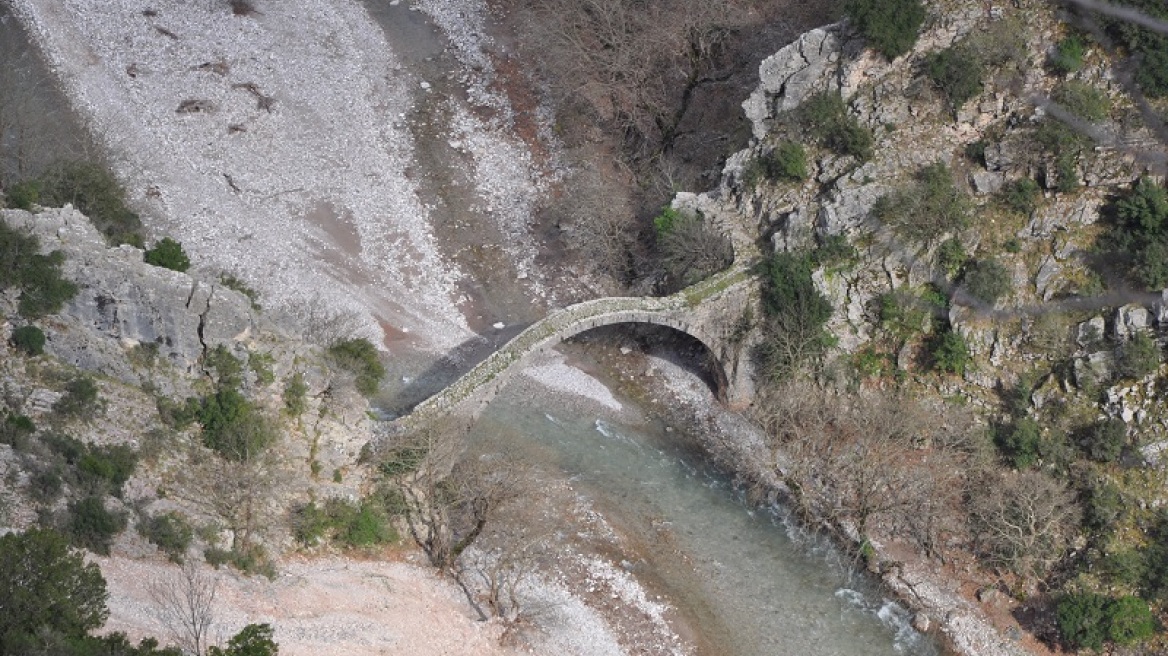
(469, 380), (940, 656)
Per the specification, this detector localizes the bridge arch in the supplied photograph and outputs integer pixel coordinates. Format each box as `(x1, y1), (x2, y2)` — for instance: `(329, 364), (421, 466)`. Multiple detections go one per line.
(537, 313), (732, 403)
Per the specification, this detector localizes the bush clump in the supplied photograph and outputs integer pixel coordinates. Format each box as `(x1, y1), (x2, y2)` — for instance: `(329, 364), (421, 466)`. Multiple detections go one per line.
(1118, 331), (1161, 379)
(283, 373), (308, 416)
(328, 338), (387, 396)
(961, 259), (1012, 305)
(143, 237), (191, 272)
(844, 0), (926, 60)
(925, 46), (984, 110)
(796, 93), (874, 161)
(936, 237), (967, 279)
(0, 413), (36, 450)
(1102, 177), (1168, 289)
(292, 498), (398, 548)
(1081, 418), (1127, 464)
(757, 252), (835, 380)
(995, 417), (1041, 470)
(65, 495), (127, 555)
(872, 162), (970, 242)
(1049, 34), (1086, 75)
(997, 178), (1041, 216)
(197, 388), (275, 461)
(11, 325), (46, 356)
(0, 221), (79, 319)
(52, 376), (103, 422)
(1057, 593), (1156, 651)
(138, 512), (193, 563)
(930, 329), (970, 376)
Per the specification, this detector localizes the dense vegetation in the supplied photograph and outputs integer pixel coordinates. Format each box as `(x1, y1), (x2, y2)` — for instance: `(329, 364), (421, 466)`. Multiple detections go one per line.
(0, 219), (78, 318)
(843, 0), (925, 60)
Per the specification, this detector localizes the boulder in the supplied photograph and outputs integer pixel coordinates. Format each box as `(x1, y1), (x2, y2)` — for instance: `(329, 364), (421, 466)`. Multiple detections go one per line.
(1077, 316), (1105, 346)
(1114, 304), (1151, 340)
(971, 171), (1004, 194)
(743, 26), (842, 140)
(1074, 351), (1114, 389)
(1156, 289), (1168, 325)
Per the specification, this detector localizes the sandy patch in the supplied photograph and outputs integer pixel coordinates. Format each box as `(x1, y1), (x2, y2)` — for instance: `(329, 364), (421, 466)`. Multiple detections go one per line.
(97, 554), (520, 656)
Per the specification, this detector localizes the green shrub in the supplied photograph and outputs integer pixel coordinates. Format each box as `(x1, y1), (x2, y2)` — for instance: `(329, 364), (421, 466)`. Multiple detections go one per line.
(11, 325), (46, 356)
(796, 93), (874, 161)
(29, 466), (64, 504)
(204, 344), (244, 389)
(208, 623), (279, 656)
(143, 237), (190, 272)
(35, 161), (143, 246)
(936, 237), (966, 278)
(925, 46), (984, 109)
(964, 139), (988, 167)
(874, 162), (970, 242)
(1084, 479), (1123, 532)
(995, 417), (1041, 469)
(1093, 0), (1168, 97)
(0, 221), (78, 319)
(342, 502), (396, 547)
(283, 373), (308, 416)
(4, 179), (40, 210)
(328, 338), (387, 397)
(1102, 177), (1168, 288)
(0, 413), (35, 450)
(78, 444), (138, 497)
(52, 376), (102, 422)
(997, 178), (1041, 216)
(758, 252), (835, 380)
(138, 512), (193, 563)
(930, 329), (970, 376)
(292, 501), (330, 546)
(878, 289), (930, 342)
(1054, 152), (1080, 193)
(1057, 592), (1110, 651)
(1082, 418), (1127, 463)
(156, 395), (200, 429)
(770, 141), (809, 182)
(1118, 331), (1160, 378)
(652, 206), (681, 237)
(197, 388), (274, 461)
(65, 495), (127, 555)
(844, 0), (926, 60)
(962, 259), (1012, 305)
(1107, 595), (1156, 645)
(1050, 34), (1086, 75)
(1056, 593), (1156, 651)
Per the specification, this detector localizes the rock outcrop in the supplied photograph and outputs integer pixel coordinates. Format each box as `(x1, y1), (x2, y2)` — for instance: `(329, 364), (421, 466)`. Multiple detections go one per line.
(3, 206), (257, 391)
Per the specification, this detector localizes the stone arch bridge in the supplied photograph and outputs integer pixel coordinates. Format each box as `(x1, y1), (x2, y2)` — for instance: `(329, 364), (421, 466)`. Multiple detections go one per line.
(389, 264), (761, 435)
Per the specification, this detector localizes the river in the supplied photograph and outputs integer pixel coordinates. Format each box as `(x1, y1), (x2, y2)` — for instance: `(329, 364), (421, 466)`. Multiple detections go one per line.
(466, 344), (940, 656)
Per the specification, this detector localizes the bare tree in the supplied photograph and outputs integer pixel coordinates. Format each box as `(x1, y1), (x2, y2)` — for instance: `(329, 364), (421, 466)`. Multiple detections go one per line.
(754, 385), (973, 556)
(149, 559), (218, 656)
(277, 292), (367, 347)
(658, 210), (734, 288)
(968, 469), (1081, 580)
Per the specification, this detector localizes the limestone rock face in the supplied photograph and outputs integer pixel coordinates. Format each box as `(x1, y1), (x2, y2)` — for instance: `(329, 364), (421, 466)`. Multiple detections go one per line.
(743, 26), (842, 140)
(3, 206), (257, 386)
